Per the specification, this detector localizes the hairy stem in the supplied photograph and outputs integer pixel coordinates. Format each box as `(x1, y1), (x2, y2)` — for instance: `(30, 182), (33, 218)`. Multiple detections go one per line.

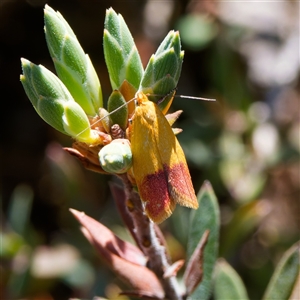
(119, 174), (182, 300)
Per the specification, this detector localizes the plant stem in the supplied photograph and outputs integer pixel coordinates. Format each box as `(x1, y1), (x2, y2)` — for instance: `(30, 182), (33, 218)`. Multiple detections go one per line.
(119, 174), (183, 300)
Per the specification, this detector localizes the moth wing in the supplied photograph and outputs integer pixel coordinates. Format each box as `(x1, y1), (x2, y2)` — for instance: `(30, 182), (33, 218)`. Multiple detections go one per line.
(153, 104), (198, 210)
(132, 99), (198, 223)
(132, 101), (176, 223)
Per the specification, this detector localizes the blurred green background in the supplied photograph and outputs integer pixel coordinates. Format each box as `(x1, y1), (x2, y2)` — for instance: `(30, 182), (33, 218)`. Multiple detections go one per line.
(1, 0), (299, 299)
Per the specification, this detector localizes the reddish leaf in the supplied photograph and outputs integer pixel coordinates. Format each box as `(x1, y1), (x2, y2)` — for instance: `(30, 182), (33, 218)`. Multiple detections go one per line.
(70, 209), (164, 298)
(184, 230), (210, 296)
(70, 208), (145, 265)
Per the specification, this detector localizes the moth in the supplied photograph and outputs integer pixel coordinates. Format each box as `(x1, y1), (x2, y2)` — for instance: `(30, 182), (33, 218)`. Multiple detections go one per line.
(130, 92), (198, 223)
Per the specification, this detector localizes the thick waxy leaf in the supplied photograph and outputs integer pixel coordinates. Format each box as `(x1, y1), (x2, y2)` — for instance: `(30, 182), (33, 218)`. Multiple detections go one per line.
(214, 259), (249, 300)
(103, 8), (143, 90)
(262, 241), (300, 300)
(187, 181), (220, 300)
(20, 59), (101, 144)
(107, 90), (128, 130)
(44, 5), (102, 116)
(140, 30), (184, 113)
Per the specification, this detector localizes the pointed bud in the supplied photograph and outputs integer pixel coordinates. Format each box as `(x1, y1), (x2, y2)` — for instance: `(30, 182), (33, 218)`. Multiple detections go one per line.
(44, 4), (102, 116)
(140, 30), (184, 113)
(103, 8), (143, 90)
(20, 58), (102, 144)
(98, 139), (132, 174)
(107, 90), (128, 130)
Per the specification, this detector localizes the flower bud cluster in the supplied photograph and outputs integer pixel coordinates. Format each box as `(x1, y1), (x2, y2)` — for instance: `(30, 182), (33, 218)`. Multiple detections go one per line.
(21, 6), (184, 175)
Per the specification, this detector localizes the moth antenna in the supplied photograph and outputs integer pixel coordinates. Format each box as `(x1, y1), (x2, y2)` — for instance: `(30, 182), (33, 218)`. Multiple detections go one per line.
(149, 87), (215, 103)
(151, 93), (216, 102)
(75, 97), (136, 138)
(176, 95), (216, 102)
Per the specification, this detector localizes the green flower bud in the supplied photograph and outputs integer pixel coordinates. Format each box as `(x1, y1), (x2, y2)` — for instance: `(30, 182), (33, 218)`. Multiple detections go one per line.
(140, 30), (184, 112)
(98, 139), (132, 174)
(20, 58), (101, 145)
(103, 8), (143, 90)
(44, 4), (102, 116)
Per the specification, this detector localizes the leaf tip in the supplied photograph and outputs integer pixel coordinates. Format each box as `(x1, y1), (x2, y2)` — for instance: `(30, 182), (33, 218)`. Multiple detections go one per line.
(203, 180), (212, 190)
(69, 208), (85, 221)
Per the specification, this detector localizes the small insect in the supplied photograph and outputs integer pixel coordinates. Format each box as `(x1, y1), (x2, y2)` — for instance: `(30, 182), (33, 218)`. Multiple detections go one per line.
(130, 91), (201, 223)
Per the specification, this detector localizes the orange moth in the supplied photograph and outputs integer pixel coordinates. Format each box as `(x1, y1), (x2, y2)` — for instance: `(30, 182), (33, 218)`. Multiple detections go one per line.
(130, 91), (199, 223)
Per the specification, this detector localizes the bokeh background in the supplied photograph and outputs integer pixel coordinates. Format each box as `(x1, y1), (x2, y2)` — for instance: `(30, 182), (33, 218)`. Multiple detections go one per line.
(1, 0), (299, 299)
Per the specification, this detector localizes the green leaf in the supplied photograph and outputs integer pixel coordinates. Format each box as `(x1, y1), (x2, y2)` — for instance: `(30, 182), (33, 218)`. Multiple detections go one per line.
(187, 181), (220, 300)
(37, 96), (66, 133)
(53, 59), (93, 113)
(262, 241), (300, 300)
(107, 90), (128, 130)
(214, 259), (249, 300)
(44, 4), (102, 116)
(103, 30), (125, 89)
(20, 58), (102, 145)
(62, 101), (95, 142)
(21, 58), (72, 134)
(103, 8), (143, 90)
(156, 29), (182, 58)
(153, 49), (178, 82)
(140, 30), (184, 113)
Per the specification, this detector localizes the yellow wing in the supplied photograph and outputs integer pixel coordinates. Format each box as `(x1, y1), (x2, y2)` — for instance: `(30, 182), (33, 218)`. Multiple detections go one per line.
(131, 92), (198, 223)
